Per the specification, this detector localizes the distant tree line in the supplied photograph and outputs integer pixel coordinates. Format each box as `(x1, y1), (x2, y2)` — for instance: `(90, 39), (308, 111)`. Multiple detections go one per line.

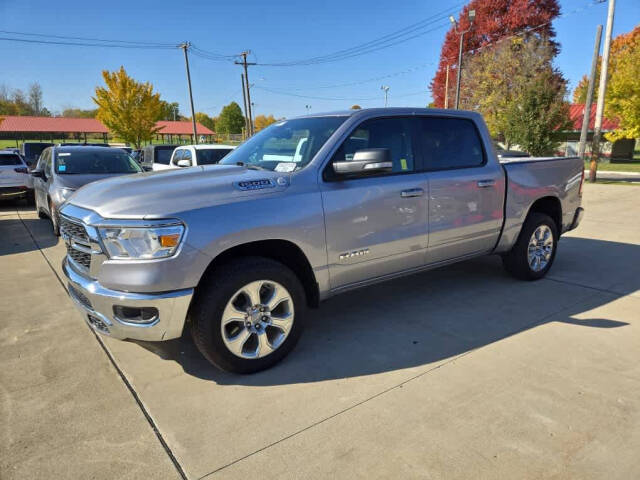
(0, 82), (50, 116)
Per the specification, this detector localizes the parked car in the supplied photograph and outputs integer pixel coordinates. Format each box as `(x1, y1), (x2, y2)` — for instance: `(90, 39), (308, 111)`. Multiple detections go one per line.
(32, 146), (143, 235)
(139, 144), (178, 171)
(0, 150), (32, 201)
(169, 144), (236, 168)
(60, 108), (584, 373)
(20, 142), (53, 168)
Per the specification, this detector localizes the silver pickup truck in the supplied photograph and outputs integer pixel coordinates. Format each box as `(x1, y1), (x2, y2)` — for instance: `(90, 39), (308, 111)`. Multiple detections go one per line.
(60, 108), (584, 373)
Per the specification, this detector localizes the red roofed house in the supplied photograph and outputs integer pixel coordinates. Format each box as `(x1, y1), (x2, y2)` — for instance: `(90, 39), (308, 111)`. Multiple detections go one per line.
(0, 115), (215, 146)
(561, 104), (634, 160)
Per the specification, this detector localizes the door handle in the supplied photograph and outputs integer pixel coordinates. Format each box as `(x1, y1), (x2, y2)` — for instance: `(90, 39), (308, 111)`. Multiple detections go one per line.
(477, 179), (496, 188)
(401, 188), (424, 198)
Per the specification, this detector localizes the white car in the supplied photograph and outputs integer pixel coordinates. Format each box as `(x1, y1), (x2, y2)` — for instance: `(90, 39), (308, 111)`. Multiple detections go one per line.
(168, 144), (236, 169)
(0, 150), (32, 201)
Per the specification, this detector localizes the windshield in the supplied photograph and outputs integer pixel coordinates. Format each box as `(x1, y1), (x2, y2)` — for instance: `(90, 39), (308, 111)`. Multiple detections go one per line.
(219, 116), (347, 172)
(55, 149), (142, 174)
(196, 148), (233, 165)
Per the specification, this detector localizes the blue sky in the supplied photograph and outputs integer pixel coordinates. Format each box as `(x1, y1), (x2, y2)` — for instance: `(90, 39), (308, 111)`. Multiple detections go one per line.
(1, 0), (638, 119)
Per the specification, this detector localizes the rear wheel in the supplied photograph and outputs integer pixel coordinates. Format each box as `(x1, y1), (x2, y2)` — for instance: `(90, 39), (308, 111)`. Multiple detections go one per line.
(190, 257), (306, 373)
(502, 212), (558, 280)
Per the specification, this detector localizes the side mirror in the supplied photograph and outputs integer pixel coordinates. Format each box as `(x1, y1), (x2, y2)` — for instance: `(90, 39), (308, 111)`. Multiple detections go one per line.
(333, 148), (393, 175)
(177, 159), (192, 168)
(31, 169), (46, 179)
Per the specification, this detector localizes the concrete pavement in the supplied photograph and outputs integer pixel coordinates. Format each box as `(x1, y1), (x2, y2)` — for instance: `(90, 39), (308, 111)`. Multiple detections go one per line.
(1, 183), (639, 479)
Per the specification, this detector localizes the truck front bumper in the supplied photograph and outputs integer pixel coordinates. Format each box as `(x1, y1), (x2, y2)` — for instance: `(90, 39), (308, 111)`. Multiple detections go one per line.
(63, 258), (193, 341)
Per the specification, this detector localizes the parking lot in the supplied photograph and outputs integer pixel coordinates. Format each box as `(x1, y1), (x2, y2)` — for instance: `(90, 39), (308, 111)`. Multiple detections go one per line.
(1, 183), (639, 479)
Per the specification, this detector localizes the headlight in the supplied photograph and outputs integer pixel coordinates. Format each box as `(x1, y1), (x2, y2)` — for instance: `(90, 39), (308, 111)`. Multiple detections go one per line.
(99, 224), (185, 260)
(59, 188), (76, 201)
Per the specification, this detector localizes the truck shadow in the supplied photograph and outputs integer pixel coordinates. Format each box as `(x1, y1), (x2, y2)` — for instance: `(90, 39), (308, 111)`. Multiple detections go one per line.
(132, 235), (637, 386)
(0, 201), (58, 254)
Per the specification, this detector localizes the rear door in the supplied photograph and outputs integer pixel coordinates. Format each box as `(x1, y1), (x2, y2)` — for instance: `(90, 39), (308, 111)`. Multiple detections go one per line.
(320, 116), (429, 289)
(416, 116), (504, 264)
(0, 153), (27, 187)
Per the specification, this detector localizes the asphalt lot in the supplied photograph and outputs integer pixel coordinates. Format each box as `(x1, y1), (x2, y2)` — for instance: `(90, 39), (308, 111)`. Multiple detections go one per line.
(1, 183), (639, 479)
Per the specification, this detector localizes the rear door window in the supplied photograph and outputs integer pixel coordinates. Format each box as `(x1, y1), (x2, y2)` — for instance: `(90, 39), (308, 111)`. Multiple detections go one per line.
(417, 117), (485, 170)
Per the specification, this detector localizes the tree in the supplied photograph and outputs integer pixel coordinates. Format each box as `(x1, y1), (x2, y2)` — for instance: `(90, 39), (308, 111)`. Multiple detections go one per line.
(604, 25), (640, 141)
(28, 82), (44, 115)
(195, 112), (216, 132)
(62, 107), (97, 118)
(93, 66), (163, 148)
(254, 114), (277, 131)
(502, 70), (571, 156)
(216, 102), (245, 134)
(350, 104), (362, 110)
(458, 35), (567, 146)
(430, 0), (561, 108)
(159, 101), (181, 121)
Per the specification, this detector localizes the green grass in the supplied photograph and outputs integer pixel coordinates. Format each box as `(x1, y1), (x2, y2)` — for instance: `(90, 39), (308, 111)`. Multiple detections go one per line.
(584, 161), (640, 173)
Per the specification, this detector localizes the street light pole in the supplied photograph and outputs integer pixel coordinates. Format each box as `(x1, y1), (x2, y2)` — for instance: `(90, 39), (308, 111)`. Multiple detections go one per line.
(381, 85), (390, 107)
(179, 42), (198, 144)
(450, 10), (476, 110)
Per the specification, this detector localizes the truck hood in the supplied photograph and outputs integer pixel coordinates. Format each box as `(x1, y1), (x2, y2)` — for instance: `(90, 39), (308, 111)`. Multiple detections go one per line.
(67, 165), (290, 219)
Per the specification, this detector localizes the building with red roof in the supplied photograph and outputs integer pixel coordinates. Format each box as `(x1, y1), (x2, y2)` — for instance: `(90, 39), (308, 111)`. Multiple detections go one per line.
(0, 115), (215, 145)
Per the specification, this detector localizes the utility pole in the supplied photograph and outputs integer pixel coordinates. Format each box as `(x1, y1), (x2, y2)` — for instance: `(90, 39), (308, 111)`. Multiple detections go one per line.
(450, 10), (476, 110)
(235, 51), (256, 136)
(179, 42), (198, 144)
(381, 85), (390, 107)
(444, 64), (450, 109)
(241, 74), (250, 139)
(578, 25), (603, 161)
(590, 0), (615, 183)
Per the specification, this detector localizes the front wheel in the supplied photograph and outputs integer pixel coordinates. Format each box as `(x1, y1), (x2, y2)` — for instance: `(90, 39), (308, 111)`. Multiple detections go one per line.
(502, 212), (558, 280)
(190, 257), (307, 373)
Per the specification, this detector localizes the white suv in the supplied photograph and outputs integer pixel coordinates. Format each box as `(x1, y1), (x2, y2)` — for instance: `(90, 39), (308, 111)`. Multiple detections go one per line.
(169, 144), (235, 169)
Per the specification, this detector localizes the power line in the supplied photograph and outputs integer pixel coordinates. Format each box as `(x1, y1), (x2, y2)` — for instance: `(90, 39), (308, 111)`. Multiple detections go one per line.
(0, 30), (177, 47)
(0, 36), (176, 49)
(256, 3), (464, 66)
(254, 85), (426, 102)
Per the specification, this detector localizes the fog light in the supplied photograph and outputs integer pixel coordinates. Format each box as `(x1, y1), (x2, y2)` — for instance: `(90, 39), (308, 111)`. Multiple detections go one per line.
(113, 306), (159, 324)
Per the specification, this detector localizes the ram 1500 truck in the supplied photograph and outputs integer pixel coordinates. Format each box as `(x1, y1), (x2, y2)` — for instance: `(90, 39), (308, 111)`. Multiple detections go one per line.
(60, 108), (584, 373)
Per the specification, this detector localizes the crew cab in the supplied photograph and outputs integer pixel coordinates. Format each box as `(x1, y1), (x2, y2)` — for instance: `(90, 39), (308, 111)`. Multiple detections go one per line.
(169, 144), (235, 168)
(60, 108), (584, 373)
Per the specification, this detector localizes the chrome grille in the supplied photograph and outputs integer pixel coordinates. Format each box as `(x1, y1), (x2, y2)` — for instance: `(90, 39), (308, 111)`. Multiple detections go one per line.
(60, 217), (88, 242)
(67, 244), (91, 269)
(68, 284), (92, 309)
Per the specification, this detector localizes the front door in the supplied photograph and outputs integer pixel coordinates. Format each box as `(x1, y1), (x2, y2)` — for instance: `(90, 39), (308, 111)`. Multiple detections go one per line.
(321, 116), (429, 289)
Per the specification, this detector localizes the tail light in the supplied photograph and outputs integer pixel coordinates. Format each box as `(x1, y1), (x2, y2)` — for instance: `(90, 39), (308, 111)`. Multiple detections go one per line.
(579, 168), (585, 196)
(14, 167), (28, 174)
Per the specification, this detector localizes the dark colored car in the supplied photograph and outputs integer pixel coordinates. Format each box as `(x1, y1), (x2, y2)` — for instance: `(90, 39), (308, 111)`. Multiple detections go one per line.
(20, 142), (53, 168)
(32, 146), (143, 235)
(140, 144), (178, 171)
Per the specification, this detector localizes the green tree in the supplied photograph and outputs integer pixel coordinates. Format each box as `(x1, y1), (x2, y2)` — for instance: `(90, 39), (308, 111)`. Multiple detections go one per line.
(604, 25), (640, 141)
(216, 102), (245, 134)
(159, 101), (181, 121)
(28, 82), (44, 115)
(62, 108), (97, 118)
(93, 66), (163, 148)
(254, 114), (276, 131)
(502, 71), (571, 156)
(195, 112), (216, 132)
(459, 35), (568, 149)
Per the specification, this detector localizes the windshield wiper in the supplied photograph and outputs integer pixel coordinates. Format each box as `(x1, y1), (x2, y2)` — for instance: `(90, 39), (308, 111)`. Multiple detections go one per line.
(236, 161), (268, 171)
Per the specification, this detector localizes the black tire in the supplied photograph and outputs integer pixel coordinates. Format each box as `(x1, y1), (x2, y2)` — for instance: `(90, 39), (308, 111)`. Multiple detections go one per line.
(190, 257), (307, 374)
(502, 212), (558, 281)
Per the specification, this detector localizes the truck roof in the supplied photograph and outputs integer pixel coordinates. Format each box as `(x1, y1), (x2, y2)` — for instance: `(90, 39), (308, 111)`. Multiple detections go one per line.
(297, 107), (483, 121)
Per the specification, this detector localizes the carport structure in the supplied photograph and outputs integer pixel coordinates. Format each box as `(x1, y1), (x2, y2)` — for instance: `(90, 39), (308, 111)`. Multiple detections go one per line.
(0, 115), (215, 146)
(0, 115), (109, 146)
